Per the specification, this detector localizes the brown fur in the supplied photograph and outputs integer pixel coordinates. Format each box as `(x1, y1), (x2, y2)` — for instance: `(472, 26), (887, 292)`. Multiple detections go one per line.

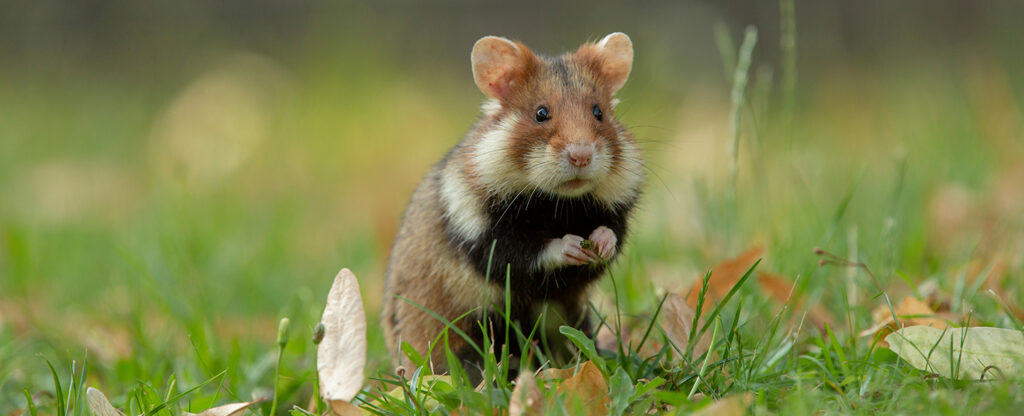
(381, 160), (501, 365)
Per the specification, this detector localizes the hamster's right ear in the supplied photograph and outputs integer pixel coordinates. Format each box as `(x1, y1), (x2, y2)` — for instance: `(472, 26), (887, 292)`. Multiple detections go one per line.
(472, 36), (535, 100)
(577, 32), (633, 94)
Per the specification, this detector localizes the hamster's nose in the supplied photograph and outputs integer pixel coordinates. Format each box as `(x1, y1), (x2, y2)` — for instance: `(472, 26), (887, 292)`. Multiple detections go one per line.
(566, 143), (593, 168)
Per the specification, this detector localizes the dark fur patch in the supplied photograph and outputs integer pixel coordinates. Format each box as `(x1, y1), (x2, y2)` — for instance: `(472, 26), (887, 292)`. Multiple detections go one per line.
(443, 191), (636, 320)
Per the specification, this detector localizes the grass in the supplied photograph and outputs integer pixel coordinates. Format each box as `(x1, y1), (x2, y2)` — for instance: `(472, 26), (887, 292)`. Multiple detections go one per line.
(3, 4), (1024, 415)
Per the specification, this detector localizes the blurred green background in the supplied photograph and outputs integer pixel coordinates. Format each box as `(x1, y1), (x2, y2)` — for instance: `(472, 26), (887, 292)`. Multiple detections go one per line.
(2, 0), (1023, 412)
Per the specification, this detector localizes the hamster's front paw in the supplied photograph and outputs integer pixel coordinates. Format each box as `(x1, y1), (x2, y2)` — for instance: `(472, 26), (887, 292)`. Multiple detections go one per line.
(540, 234), (591, 269)
(587, 226), (617, 260)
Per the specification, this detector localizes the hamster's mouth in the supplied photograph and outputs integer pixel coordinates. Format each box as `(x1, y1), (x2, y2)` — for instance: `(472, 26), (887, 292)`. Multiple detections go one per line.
(560, 178), (589, 190)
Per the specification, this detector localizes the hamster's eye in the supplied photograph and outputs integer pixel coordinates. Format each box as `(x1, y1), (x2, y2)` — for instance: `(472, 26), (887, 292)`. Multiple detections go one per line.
(592, 105), (603, 122)
(535, 106), (550, 123)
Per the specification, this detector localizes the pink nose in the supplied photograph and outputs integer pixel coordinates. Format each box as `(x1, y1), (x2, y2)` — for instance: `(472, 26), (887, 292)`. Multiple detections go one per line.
(567, 143), (593, 168)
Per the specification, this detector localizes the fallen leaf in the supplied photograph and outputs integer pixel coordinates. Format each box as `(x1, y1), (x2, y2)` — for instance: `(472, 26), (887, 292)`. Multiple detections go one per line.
(86, 388), (123, 416)
(327, 399), (363, 416)
(594, 321), (662, 358)
(557, 361), (608, 416)
(691, 393), (753, 416)
(860, 296), (953, 347)
(318, 268), (367, 402)
(660, 292), (711, 359)
(537, 366), (576, 381)
(885, 326), (1024, 380)
(183, 398), (262, 416)
(509, 370), (544, 416)
(757, 272), (794, 303)
(757, 272), (836, 331)
(687, 247), (762, 312)
(870, 296), (941, 327)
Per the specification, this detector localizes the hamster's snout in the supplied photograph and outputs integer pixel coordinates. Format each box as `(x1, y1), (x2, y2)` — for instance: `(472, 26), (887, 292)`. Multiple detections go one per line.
(566, 142), (594, 168)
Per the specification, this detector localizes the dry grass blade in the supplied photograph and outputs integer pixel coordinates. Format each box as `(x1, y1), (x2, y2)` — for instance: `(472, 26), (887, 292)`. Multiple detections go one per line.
(318, 268), (367, 402)
(661, 292), (711, 358)
(86, 387), (124, 416)
(182, 398), (262, 416)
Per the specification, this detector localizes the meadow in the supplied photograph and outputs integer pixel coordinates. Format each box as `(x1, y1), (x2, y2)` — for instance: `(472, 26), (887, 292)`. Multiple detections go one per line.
(2, 2), (1023, 415)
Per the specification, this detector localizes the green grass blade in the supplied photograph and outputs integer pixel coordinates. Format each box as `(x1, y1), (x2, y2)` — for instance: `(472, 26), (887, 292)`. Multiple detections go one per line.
(635, 293), (669, 355)
(42, 358), (65, 416)
(143, 370), (226, 416)
(24, 389), (38, 416)
(699, 259), (761, 336)
(74, 354), (88, 416)
(558, 326), (607, 374)
(399, 296), (483, 357)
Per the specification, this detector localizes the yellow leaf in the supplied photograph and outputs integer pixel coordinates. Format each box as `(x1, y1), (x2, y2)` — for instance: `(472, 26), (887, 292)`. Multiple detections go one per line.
(886, 326), (1024, 380)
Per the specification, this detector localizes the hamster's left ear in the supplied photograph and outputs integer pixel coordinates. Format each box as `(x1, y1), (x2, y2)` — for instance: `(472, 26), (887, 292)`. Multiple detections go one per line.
(577, 32), (634, 93)
(472, 36), (536, 101)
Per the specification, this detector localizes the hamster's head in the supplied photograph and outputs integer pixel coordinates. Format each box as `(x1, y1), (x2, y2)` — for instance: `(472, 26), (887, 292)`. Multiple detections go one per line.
(469, 33), (643, 205)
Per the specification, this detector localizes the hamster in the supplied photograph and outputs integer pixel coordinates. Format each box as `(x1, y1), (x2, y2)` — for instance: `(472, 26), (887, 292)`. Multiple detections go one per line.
(382, 32), (644, 373)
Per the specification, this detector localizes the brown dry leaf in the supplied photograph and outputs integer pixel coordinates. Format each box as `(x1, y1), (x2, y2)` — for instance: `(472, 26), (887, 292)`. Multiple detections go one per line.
(509, 370), (544, 416)
(757, 272), (794, 303)
(757, 272), (836, 331)
(660, 292), (711, 359)
(183, 398), (262, 416)
(537, 366), (576, 381)
(327, 399), (363, 416)
(859, 296), (953, 347)
(86, 388), (124, 416)
(687, 247), (763, 312)
(557, 361), (609, 416)
(691, 393), (753, 416)
(595, 321), (662, 357)
(318, 268), (367, 402)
